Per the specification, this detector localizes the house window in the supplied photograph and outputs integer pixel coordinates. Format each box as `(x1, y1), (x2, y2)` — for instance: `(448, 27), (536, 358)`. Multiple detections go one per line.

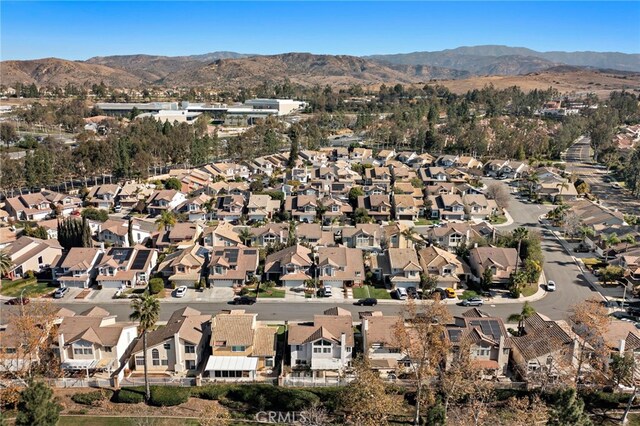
(164, 343), (171, 350)
(152, 349), (160, 366)
(104, 346), (112, 353)
(5, 348), (16, 354)
(185, 344), (196, 354)
(346, 347), (352, 353)
(295, 360), (307, 365)
(161, 359), (169, 366)
(136, 357), (144, 366)
(37, 256), (44, 265)
(388, 348), (401, 354)
(231, 346), (246, 352)
(265, 357), (274, 367)
(185, 360), (196, 370)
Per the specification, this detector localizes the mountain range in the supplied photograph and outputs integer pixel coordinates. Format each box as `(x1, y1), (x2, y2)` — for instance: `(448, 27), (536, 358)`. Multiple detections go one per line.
(1, 45), (638, 89)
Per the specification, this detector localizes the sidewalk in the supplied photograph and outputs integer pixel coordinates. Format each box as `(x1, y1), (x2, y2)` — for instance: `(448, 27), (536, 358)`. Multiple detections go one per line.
(493, 208), (514, 228)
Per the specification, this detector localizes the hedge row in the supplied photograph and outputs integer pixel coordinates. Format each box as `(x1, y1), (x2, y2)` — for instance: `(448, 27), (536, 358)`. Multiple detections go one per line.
(148, 386), (190, 407)
(191, 384), (324, 412)
(111, 388), (144, 404)
(71, 390), (112, 406)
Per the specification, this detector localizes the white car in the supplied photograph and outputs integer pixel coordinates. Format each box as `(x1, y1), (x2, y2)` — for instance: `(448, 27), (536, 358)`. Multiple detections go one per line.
(175, 286), (188, 298)
(546, 281), (556, 292)
(323, 285), (333, 297)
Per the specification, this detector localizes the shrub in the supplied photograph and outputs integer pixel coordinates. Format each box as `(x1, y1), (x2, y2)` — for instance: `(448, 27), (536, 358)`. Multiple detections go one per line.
(582, 390), (629, 410)
(148, 386), (190, 407)
(24, 270), (36, 279)
(71, 390), (111, 406)
(148, 278), (164, 295)
(111, 388), (144, 404)
(191, 384), (236, 400)
(204, 384), (320, 413)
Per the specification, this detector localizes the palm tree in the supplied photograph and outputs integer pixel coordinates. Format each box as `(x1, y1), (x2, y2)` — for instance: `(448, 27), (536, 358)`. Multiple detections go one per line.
(526, 173), (539, 198)
(401, 226), (419, 248)
(622, 234), (636, 252)
(155, 211), (176, 231)
(0, 250), (13, 287)
(508, 302), (536, 336)
(238, 227), (254, 247)
(512, 227), (529, 275)
(579, 225), (595, 243)
(603, 233), (622, 261)
(555, 179), (570, 203)
(129, 294), (160, 402)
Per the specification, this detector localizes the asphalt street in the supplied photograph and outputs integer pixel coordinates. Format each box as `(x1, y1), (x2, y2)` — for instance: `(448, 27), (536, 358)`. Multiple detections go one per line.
(565, 136), (639, 215)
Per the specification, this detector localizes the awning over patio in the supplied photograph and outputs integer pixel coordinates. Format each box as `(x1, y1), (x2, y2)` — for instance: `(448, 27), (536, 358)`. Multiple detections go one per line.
(205, 356), (258, 372)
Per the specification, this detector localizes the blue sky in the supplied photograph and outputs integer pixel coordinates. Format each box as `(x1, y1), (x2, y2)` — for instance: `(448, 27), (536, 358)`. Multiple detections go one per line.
(2, 1), (639, 60)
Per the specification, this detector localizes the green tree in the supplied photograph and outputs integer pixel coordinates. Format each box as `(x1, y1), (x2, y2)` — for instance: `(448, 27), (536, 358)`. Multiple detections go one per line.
(238, 227), (254, 246)
(164, 177), (182, 190)
(57, 217), (92, 250)
(547, 388), (591, 426)
(348, 186), (364, 207)
(598, 265), (625, 285)
(15, 380), (61, 426)
(287, 124), (301, 168)
(81, 207), (109, 222)
(610, 352), (635, 389)
(129, 294), (160, 402)
(354, 207), (372, 224)
(155, 211), (176, 231)
(512, 227), (529, 275)
(0, 250), (13, 276)
(481, 267), (493, 289)
(508, 301), (536, 336)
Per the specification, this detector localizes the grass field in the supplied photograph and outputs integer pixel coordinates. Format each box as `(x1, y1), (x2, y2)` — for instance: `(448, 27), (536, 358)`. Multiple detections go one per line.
(0, 278), (54, 298)
(520, 284), (538, 297)
(58, 416), (199, 426)
(353, 285), (391, 299)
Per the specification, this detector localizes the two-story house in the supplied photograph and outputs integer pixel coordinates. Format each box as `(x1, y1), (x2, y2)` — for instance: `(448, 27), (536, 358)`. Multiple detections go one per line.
(296, 223), (335, 247)
(87, 184), (121, 210)
(370, 248), (422, 289)
(54, 247), (104, 289)
(342, 224), (383, 252)
(357, 195), (392, 223)
(203, 222), (243, 247)
(215, 195), (246, 223)
(418, 246), (470, 289)
(250, 223), (290, 247)
(462, 194), (498, 220)
(264, 245), (313, 287)
(130, 307), (211, 376)
(428, 194), (465, 221)
(468, 246), (519, 284)
(425, 222), (495, 252)
(4, 193), (54, 221)
(284, 195), (318, 224)
(146, 190), (187, 217)
(208, 247), (259, 287)
(95, 246), (158, 288)
(363, 167), (392, 191)
(319, 196), (353, 226)
(175, 194), (213, 221)
(362, 312), (408, 378)
(3, 236), (63, 279)
(98, 218), (152, 248)
(157, 244), (208, 287)
(56, 307), (137, 381)
(205, 310), (276, 381)
(393, 194), (421, 221)
(153, 222), (203, 250)
(246, 194), (281, 223)
(317, 247), (365, 289)
(445, 308), (511, 378)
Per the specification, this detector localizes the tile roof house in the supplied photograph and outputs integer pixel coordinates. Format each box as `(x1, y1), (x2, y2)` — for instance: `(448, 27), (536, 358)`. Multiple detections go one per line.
(425, 222), (495, 252)
(203, 222), (243, 247)
(342, 224), (384, 252)
(418, 246), (471, 289)
(153, 222), (203, 250)
(145, 190), (187, 216)
(362, 313), (408, 377)
(87, 184), (121, 209)
(318, 196), (353, 226)
(205, 310), (277, 381)
(446, 309), (511, 377)
(98, 218), (152, 248)
(246, 194), (281, 223)
(4, 192), (53, 221)
(95, 246), (157, 288)
(468, 246), (519, 284)
(357, 195), (392, 223)
(463, 194), (499, 220)
(288, 307), (355, 381)
(393, 194), (421, 221)
(208, 247), (259, 288)
(264, 245), (313, 287)
(295, 223), (335, 247)
(55, 307), (137, 380)
(175, 193), (214, 221)
(363, 167), (392, 191)
(214, 194), (246, 223)
(53, 247), (104, 288)
(157, 244), (208, 286)
(317, 247), (365, 288)
(3, 236), (63, 280)
(284, 195), (318, 224)
(370, 248), (422, 289)
(250, 223), (290, 247)
(428, 194), (465, 221)
(510, 313), (584, 382)
(130, 307), (211, 377)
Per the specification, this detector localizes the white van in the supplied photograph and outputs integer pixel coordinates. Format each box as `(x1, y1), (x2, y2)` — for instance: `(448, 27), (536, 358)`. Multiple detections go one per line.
(395, 287), (408, 300)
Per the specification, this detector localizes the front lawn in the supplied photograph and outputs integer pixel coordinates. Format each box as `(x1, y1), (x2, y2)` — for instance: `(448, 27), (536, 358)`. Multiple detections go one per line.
(0, 278), (55, 298)
(353, 285), (391, 299)
(520, 284), (538, 297)
(247, 287), (285, 298)
(489, 215), (508, 224)
(460, 290), (478, 300)
(414, 219), (438, 226)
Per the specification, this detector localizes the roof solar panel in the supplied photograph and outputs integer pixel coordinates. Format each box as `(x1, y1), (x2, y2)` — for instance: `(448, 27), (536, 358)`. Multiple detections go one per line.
(196, 247), (210, 258)
(131, 250), (151, 270)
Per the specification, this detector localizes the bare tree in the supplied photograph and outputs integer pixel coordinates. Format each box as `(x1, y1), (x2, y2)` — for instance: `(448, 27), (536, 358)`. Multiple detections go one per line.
(569, 298), (611, 385)
(198, 402), (231, 426)
(299, 403), (332, 426)
(395, 299), (452, 425)
(486, 183), (510, 209)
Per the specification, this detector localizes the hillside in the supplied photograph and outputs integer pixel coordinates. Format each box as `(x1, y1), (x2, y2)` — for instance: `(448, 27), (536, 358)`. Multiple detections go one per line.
(1, 58), (144, 87)
(367, 45), (640, 73)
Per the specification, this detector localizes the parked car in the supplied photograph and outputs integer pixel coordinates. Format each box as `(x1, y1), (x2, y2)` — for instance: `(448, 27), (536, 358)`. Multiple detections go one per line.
(6, 297), (30, 305)
(461, 297), (484, 307)
(54, 287), (69, 299)
(175, 286), (187, 298)
(231, 296), (257, 305)
(406, 287), (418, 299)
(546, 281), (556, 292)
(574, 244), (592, 253)
(395, 287), (408, 300)
(354, 298), (378, 306)
(322, 285), (333, 297)
(444, 288), (457, 298)
(114, 205), (122, 213)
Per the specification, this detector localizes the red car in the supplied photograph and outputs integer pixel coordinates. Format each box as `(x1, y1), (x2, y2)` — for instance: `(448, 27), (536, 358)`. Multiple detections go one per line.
(6, 297), (30, 305)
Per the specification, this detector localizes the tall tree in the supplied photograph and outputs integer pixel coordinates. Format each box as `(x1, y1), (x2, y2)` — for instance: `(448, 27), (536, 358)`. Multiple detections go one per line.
(512, 227), (529, 275)
(155, 211), (176, 231)
(546, 388), (591, 426)
(508, 302), (536, 336)
(129, 294), (160, 402)
(15, 380), (61, 426)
